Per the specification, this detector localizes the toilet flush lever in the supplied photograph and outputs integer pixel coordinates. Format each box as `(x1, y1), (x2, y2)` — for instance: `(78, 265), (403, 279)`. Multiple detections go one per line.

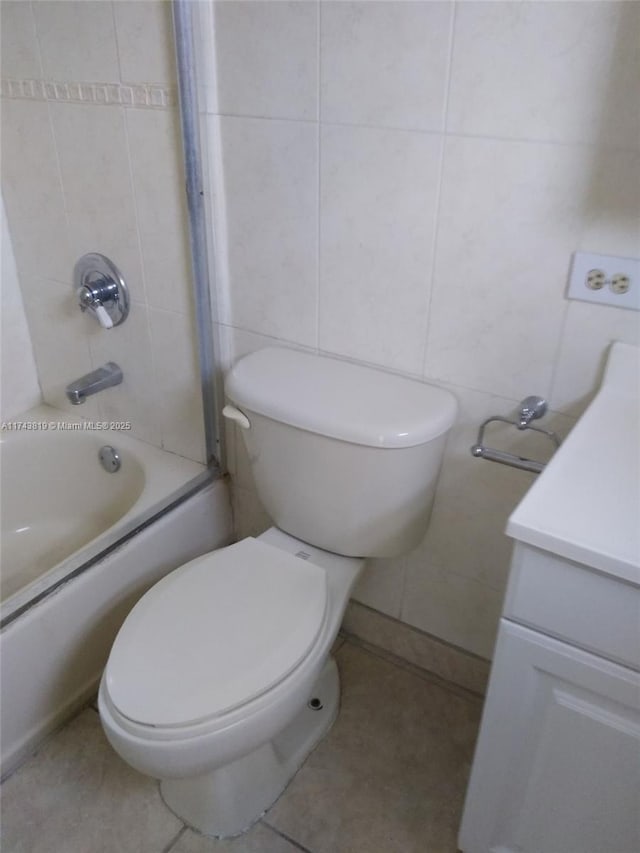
(222, 405), (250, 429)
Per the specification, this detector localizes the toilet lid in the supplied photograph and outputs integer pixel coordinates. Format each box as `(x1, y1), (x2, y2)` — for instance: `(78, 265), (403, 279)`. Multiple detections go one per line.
(105, 538), (328, 728)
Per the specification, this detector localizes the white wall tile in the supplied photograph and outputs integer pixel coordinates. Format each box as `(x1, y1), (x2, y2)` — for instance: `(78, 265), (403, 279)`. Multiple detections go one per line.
(425, 136), (591, 400)
(126, 108), (193, 316)
(222, 325), (315, 489)
(551, 302), (640, 418)
(321, 1), (452, 132)
(113, 0), (176, 85)
(0, 1), (43, 79)
(1, 198), (41, 419)
(203, 117), (232, 323)
(227, 325), (314, 366)
(33, 1), (120, 83)
(194, 1), (219, 115)
(215, 0), (318, 121)
(319, 124), (440, 375)
(20, 276), (98, 418)
(401, 563), (504, 660)
(448, 1), (640, 148)
(351, 556), (407, 620)
(206, 0), (640, 662)
(88, 301), (160, 446)
(231, 485), (272, 541)
(578, 148), (640, 258)
(0, 100), (71, 284)
(409, 383), (574, 594)
(1, 3), (201, 461)
(220, 116), (318, 346)
(49, 103), (144, 301)
(149, 308), (206, 463)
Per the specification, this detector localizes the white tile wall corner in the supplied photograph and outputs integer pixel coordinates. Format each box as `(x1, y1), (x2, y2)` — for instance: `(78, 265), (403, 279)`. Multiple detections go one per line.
(0, 99), (71, 284)
(33, 1), (120, 84)
(19, 277), (100, 419)
(149, 308), (206, 464)
(231, 484), (273, 542)
(319, 123), (440, 374)
(126, 108), (193, 316)
(424, 136), (591, 400)
(0, 1), (42, 80)
(113, 1), (177, 85)
(448, 1), (640, 149)
(48, 102), (145, 299)
(550, 302), (640, 418)
(320, 0), (453, 132)
(219, 116), (319, 346)
(214, 0), (318, 121)
(401, 561), (505, 661)
(0, 198), (41, 419)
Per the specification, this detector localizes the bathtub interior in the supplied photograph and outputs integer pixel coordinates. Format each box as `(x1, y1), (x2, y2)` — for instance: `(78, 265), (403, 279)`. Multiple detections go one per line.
(0, 404), (208, 620)
(1, 429), (145, 601)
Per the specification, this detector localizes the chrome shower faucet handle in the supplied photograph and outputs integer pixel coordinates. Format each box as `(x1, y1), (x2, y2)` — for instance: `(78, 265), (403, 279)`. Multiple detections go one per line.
(74, 253), (129, 329)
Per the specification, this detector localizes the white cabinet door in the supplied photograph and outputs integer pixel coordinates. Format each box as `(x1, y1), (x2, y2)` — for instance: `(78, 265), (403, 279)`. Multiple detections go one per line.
(459, 620), (640, 853)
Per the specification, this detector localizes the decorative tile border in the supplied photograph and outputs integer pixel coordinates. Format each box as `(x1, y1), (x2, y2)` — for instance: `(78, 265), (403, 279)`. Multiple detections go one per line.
(0, 78), (175, 110)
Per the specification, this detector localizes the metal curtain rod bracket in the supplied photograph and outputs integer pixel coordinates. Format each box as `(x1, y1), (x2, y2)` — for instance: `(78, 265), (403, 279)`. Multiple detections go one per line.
(471, 396), (561, 475)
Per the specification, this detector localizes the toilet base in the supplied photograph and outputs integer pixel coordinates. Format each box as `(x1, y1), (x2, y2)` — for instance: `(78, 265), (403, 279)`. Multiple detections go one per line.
(159, 656), (340, 838)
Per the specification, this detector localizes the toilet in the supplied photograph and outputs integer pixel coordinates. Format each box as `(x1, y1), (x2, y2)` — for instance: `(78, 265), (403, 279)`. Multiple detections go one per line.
(98, 347), (457, 837)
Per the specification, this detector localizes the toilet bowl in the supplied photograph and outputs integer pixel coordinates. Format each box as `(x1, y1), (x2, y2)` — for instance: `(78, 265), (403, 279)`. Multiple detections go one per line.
(99, 528), (364, 837)
(99, 347), (457, 837)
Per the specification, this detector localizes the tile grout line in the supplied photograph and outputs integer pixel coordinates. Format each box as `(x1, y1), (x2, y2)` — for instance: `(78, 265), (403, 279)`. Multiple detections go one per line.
(340, 633), (485, 705)
(421, 0), (458, 380)
(315, 0), (321, 354)
(262, 818), (316, 853)
(160, 824), (187, 853)
(152, 110), (640, 155)
(348, 600), (490, 663)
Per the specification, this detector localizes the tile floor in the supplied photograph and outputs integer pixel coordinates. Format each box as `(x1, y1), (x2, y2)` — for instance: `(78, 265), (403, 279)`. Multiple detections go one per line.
(0, 639), (482, 853)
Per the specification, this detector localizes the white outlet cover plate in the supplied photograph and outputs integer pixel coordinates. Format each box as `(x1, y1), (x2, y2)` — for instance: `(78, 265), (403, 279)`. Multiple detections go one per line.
(567, 251), (640, 311)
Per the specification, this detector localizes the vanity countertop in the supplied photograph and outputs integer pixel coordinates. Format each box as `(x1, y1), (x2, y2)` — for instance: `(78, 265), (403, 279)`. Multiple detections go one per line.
(507, 342), (640, 586)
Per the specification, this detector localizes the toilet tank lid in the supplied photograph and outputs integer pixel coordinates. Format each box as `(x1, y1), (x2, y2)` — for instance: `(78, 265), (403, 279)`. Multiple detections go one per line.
(225, 348), (458, 449)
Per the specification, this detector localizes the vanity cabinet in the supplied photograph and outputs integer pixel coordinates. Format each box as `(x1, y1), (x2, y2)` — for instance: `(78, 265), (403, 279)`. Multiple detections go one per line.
(459, 342), (640, 853)
(458, 546), (640, 853)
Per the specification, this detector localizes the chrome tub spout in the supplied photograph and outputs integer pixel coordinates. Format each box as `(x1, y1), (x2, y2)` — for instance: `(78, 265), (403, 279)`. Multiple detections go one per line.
(65, 362), (123, 405)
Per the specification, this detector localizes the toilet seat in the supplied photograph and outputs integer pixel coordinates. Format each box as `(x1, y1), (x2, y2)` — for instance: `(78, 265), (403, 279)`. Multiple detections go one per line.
(104, 538), (328, 729)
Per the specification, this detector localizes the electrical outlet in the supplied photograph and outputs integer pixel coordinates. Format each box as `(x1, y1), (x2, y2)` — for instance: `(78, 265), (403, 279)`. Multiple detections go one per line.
(567, 252), (640, 311)
(610, 274), (630, 295)
(586, 269), (606, 290)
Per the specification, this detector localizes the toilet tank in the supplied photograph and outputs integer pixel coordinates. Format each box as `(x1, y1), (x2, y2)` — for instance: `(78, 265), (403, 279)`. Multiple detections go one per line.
(225, 348), (457, 558)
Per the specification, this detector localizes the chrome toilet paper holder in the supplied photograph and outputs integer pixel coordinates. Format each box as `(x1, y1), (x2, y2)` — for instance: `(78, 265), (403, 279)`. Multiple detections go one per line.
(471, 396), (561, 474)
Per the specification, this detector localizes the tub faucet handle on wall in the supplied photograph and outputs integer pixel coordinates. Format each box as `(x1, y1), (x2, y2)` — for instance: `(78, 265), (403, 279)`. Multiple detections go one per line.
(74, 253), (129, 329)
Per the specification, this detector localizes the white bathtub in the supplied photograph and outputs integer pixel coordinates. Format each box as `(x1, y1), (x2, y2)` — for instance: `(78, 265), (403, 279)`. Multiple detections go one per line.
(0, 404), (233, 775)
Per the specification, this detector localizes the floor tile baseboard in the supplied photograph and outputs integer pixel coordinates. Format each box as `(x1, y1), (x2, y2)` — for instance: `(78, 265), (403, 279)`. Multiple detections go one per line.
(341, 600), (490, 697)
